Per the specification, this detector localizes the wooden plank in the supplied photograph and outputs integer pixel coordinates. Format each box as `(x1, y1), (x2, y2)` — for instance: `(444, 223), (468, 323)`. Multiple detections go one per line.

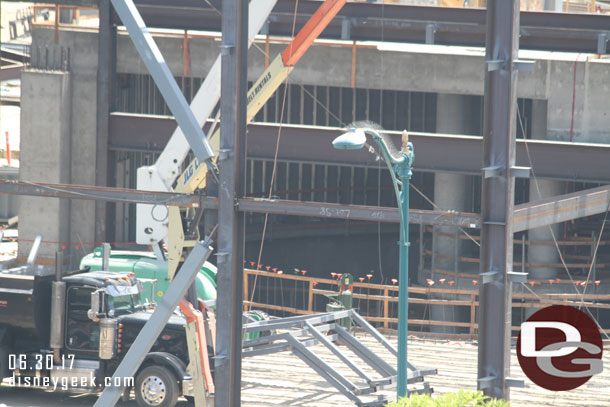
(469, 293), (476, 335)
(6, 215), (18, 227)
(244, 300), (312, 315)
(244, 268), (249, 311)
(307, 281), (314, 312)
(383, 287), (388, 329)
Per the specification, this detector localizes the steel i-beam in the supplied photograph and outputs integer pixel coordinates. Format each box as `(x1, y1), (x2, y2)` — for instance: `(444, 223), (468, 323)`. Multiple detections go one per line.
(109, 0), (215, 165)
(477, 0), (520, 400)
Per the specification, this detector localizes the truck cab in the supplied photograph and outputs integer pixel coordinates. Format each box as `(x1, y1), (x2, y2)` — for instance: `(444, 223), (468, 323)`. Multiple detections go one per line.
(0, 269), (195, 407)
(80, 247), (217, 305)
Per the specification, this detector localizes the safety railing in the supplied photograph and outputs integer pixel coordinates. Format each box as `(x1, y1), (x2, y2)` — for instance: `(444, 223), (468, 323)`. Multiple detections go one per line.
(243, 267), (610, 339)
(422, 225), (610, 287)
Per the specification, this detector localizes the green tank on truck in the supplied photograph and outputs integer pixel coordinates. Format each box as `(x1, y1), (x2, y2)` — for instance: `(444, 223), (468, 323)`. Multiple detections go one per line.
(81, 247), (270, 341)
(80, 247), (217, 305)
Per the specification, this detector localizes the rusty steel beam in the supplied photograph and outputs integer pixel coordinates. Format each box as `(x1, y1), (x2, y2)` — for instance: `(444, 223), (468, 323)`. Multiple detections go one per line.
(109, 114), (610, 184)
(514, 184), (610, 232)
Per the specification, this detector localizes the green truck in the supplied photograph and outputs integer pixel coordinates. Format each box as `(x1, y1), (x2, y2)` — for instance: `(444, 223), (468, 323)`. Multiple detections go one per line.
(80, 247), (218, 305)
(80, 247), (269, 340)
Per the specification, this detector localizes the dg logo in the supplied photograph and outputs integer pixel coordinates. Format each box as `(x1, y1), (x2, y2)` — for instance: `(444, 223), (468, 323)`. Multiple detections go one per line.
(517, 305), (603, 391)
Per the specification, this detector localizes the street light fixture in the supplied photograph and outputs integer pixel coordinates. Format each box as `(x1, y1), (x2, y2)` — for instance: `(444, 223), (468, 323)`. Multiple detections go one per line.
(332, 125), (414, 399)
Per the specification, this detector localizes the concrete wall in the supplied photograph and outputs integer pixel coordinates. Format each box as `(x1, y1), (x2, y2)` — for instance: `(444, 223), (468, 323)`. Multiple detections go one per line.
(35, 27), (610, 145)
(18, 70), (72, 259)
(108, 30), (610, 142)
(546, 57), (610, 142)
(24, 26), (610, 267)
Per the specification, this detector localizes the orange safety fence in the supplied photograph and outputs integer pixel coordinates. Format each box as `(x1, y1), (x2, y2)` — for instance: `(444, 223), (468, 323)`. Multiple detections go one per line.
(243, 267), (610, 340)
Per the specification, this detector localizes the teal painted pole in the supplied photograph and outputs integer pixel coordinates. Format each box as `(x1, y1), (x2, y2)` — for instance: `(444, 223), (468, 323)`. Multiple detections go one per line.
(396, 155), (412, 399)
(369, 132), (414, 400)
(332, 128), (413, 400)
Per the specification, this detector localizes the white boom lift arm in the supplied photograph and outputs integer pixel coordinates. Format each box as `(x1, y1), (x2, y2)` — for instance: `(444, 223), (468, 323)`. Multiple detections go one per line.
(136, 0), (348, 279)
(136, 0), (277, 248)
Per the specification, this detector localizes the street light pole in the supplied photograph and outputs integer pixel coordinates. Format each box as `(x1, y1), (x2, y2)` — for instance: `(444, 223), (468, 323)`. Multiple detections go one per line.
(396, 146), (412, 399)
(333, 127), (414, 399)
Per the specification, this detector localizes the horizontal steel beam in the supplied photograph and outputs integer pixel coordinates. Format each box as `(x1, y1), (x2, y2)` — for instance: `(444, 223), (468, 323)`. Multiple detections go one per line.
(114, 0), (609, 53)
(0, 96), (20, 106)
(0, 180), (480, 227)
(5, 0), (609, 52)
(0, 179), (204, 207)
(238, 197), (481, 228)
(109, 114), (610, 184)
(1, 47), (30, 63)
(1, 64), (24, 83)
(0, 0), (99, 6)
(514, 184), (610, 232)
(7, 178), (609, 231)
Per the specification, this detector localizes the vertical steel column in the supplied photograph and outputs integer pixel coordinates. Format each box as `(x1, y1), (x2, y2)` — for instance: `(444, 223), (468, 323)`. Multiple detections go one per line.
(477, 0), (520, 400)
(216, 0), (248, 405)
(95, 0), (114, 243)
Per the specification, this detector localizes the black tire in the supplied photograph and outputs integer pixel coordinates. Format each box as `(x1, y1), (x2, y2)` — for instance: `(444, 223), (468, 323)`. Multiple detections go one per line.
(135, 365), (179, 407)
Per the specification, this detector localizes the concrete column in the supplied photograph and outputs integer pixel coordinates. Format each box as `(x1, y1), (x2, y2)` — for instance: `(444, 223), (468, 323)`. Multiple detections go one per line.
(528, 180), (563, 280)
(433, 173), (468, 272)
(28, 27), (99, 266)
(544, 0), (562, 11)
(18, 70), (72, 260)
(431, 93), (472, 334)
(433, 94), (471, 277)
(527, 99), (562, 280)
(94, 0), (115, 243)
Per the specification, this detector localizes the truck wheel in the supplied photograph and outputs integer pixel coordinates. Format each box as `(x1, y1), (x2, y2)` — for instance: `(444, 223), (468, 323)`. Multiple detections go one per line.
(135, 365), (179, 407)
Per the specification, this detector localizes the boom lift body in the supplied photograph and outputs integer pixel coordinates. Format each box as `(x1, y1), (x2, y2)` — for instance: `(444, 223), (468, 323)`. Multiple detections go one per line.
(136, 0), (278, 248)
(138, 0), (349, 281)
(129, 0), (348, 404)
